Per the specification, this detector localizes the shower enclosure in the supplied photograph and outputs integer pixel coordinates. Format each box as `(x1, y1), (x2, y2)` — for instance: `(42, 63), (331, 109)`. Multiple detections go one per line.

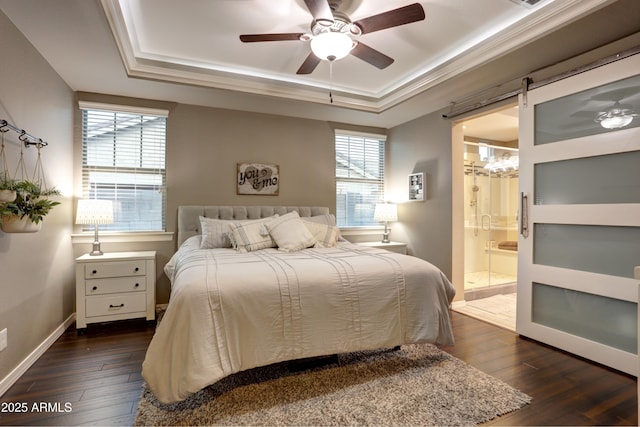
(463, 142), (519, 300)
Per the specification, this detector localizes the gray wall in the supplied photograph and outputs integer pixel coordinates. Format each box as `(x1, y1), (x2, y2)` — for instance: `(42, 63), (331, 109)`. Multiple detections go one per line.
(0, 10), (75, 384)
(387, 110), (453, 278)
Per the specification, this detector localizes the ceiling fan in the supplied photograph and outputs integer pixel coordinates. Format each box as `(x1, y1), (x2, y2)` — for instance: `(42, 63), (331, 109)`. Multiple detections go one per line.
(239, 0), (426, 75)
(570, 86), (640, 129)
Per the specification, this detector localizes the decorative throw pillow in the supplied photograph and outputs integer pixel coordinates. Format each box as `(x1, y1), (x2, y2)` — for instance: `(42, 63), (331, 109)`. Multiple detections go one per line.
(265, 211), (317, 252)
(303, 221), (340, 248)
(199, 216), (236, 249)
(228, 218), (277, 253)
(200, 215), (278, 249)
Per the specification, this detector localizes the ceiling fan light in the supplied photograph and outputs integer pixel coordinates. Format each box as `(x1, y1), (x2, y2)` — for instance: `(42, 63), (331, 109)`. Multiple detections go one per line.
(310, 32), (353, 61)
(599, 115), (634, 129)
(595, 108), (637, 129)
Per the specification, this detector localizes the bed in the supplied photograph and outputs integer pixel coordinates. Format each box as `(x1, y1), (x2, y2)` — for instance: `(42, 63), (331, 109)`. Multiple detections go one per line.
(142, 205), (456, 403)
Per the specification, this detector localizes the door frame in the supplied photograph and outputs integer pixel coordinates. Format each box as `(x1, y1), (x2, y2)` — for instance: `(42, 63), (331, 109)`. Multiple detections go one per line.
(451, 102), (519, 306)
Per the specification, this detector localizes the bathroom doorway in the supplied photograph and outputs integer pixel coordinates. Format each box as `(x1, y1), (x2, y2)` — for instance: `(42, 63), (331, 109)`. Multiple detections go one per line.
(454, 105), (519, 330)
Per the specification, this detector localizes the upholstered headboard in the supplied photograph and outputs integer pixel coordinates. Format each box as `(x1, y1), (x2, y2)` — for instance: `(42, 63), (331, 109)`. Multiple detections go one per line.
(177, 205), (331, 247)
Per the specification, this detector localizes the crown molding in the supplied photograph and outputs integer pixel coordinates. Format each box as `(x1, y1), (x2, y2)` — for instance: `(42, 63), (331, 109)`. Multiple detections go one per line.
(101, 0), (612, 113)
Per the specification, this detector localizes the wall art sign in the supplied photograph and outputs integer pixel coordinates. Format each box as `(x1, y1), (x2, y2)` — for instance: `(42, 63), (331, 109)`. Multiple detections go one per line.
(409, 172), (425, 201)
(237, 163), (280, 195)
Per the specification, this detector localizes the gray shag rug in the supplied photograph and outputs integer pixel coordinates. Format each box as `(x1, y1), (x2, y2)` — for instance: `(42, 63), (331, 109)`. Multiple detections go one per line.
(135, 344), (531, 426)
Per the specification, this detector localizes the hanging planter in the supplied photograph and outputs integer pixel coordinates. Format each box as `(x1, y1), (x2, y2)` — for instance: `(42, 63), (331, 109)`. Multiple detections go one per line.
(0, 214), (41, 233)
(0, 189), (16, 203)
(0, 121), (59, 233)
(0, 179), (18, 203)
(0, 180), (60, 234)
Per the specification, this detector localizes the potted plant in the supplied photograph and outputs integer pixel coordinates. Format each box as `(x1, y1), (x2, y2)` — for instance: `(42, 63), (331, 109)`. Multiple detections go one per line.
(0, 180), (61, 233)
(0, 176), (18, 203)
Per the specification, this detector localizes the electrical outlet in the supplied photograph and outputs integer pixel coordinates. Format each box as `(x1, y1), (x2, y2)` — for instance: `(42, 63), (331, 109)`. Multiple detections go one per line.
(0, 328), (7, 352)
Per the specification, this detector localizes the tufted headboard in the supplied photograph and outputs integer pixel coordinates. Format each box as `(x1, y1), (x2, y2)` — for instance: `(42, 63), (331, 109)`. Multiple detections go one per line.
(177, 205), (331, 247)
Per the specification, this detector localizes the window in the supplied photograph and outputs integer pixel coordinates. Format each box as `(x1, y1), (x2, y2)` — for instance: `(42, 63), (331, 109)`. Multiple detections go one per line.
(80, 102), (167, 232)
(335, 130), (386, 227)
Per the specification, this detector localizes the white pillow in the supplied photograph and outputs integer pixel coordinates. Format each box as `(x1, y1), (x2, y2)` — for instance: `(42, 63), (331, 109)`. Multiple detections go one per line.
(265, 211), (317, 252)
(304, 221), (340, 248)
(200, 215), (278, 249)
(228, 218), (277, 253)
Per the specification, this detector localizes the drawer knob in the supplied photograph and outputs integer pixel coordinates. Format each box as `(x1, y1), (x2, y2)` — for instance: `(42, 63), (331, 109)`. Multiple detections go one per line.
(92, 286), (97, 291)
(92, 270), (97, 274)
(135, 283), (140, 288)
(134, 267), (139, 272)
(109, 304), (125, 308)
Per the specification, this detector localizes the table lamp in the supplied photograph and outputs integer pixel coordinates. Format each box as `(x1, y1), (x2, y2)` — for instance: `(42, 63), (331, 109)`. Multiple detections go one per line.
(374, 203), (398, 243)
(76, 199), (114, 256)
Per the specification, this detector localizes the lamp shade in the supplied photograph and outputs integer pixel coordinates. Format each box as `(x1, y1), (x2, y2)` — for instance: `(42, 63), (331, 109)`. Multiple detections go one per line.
(310, 31), (354, 61)
(76, 199), (114, 225)
(374, 203), (398, 222)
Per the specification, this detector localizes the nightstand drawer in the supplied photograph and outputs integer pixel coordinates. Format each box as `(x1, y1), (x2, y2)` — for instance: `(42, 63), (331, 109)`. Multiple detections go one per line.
(85, 293), (146, 318)
(84, 260), (146, 279)
(76, 251), (156, 332)
(85, 277), (146, 295)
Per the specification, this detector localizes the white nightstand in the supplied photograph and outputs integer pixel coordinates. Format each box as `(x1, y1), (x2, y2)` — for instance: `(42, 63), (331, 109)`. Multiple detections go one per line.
(75, 251), (156, 334)
(357, 241), (407, 255)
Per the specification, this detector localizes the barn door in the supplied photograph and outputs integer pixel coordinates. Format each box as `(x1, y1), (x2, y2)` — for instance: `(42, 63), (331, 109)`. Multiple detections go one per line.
(517, 53), (640, 375)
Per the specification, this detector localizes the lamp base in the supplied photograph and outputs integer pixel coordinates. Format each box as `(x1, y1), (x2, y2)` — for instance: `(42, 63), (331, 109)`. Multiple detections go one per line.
(381, 223), (390, 243)
(89, 240), (104, 256)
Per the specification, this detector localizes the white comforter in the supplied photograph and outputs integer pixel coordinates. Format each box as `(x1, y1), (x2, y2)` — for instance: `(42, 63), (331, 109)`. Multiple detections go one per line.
(142, 237), (456, 403)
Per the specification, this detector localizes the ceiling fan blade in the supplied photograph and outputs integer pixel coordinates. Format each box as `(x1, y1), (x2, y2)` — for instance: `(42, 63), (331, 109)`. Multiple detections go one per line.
(589, 86), (640, 102)
(240, 33), (303, 42)
(353, 3), (425, 34)
(350, 42), (394, 69)
(570, 110), (599, 119)
(296, 52), (322, 74)
(304, 0), (334, 23)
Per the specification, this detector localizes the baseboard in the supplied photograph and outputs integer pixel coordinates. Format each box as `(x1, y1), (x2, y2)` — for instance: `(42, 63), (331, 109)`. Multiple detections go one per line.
(0, 304), (166, 397)
(0, 313), (75, 398)
(451, 300), (467, 310)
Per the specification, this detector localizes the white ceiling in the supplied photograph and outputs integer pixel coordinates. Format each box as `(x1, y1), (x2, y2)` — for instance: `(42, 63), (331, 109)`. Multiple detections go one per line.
(463, 106), (520, 142)
(113, 0), (543, 99)
(0, 0), (623, 132)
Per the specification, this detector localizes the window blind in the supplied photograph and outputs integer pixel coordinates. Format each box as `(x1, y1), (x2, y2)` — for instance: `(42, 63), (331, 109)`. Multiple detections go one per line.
(80, 105), (167, 232)
(335, 131), (386, 227)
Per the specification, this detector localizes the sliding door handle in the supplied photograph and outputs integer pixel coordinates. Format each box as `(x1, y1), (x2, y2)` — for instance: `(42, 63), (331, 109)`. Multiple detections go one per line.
(520, 192), (529, 238)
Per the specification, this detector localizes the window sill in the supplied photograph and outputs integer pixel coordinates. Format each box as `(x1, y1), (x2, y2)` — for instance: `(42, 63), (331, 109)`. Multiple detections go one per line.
(71, 231), (174, 244)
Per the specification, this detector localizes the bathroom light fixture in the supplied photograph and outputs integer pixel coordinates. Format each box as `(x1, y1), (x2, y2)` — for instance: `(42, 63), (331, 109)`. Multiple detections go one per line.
(374, 203), (398, 243)
(595, 107), (638, 129)
(76, 199), (113, 256)
(484, 153), (519, 172)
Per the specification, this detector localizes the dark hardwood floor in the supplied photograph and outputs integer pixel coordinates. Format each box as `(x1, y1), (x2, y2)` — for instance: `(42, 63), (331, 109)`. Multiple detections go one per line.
(0, 312), (637, 426)
(0, 319), (155, 426)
